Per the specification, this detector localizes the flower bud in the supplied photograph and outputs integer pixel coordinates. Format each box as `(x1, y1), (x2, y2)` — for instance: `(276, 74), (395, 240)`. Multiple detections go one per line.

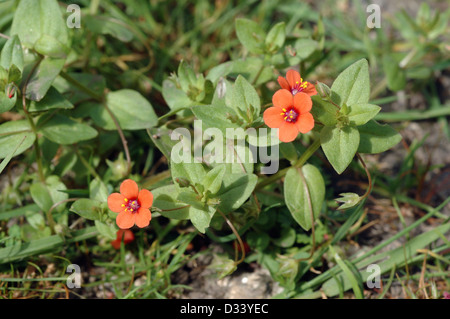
(6, 83), (17, 99)
(315, 81), (332, 99)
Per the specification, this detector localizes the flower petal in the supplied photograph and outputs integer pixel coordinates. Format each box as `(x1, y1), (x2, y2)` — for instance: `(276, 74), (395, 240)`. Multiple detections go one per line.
(295, 112), (315, 134)
(107, 193), (126, 213)
(135, 207), (152, 228)
(278, 122), (299, 143)
(111, 239), (121, 250)
(272, 89), (293, 109)
(263, 106), (285, 128)
(137, 189), (153, 209)
(293, 92), (312, 114)
(120, 179), (139, 199)
(286, 69), (302, 88)
(303, 82), (317, 96)
(116, 210), (136, 229)
(277, 76), (290, 91)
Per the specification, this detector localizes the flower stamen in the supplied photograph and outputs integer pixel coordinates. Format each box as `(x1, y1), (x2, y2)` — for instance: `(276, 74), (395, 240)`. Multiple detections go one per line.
(281, 107), (299, 123)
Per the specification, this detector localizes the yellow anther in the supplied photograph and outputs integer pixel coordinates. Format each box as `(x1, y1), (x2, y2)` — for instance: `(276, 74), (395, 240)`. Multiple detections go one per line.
(290, 115), (293, 118)
(124, 198), (128, 202)
(121, 204), (125, 207)
(284, 116), (288, 120)
(280, 113), (285, 115)
(282, 108), (286, 112)
(295, 81), (299, 84)
(130, 208), (133, 212)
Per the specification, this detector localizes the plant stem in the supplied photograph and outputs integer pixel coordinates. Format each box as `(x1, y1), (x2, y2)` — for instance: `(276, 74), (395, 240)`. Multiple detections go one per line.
(251, 62), (265, 86)
(217, 209), (246, 265)
(356, 153), (372, 199)
(59, 71), (103, 101)
(73, 145), (103, 182)
(22, 57), (45, 183)
(60, 71), (132, 175)
(255, 138), (321, 190)
(102, 102), (132, 176)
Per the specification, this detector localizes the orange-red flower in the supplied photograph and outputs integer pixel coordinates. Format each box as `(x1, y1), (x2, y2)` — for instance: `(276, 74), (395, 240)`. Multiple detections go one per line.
(263, 89), (314, 142)
(278, 69), (317, 97)
(107, 179), (153, 229)
(111, 229), (135, 249)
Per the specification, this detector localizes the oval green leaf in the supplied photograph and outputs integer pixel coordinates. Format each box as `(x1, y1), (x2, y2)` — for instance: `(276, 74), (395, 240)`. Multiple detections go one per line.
(320, 125), (360, 174)
(284, 164), (325, 231)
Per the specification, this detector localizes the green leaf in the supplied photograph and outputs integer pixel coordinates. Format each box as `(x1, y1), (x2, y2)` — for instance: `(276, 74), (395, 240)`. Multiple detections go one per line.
(28, 86), (74, 112)
(320, 126), (360, 174)
(265, 22), (286, 53)
(189, 204), (216, 234)
(38, 114), (98, 145)
(147, 126), (180, 160)
(0, 226), (98, 265)
(24, 57), (65, 101)
(0, 35), (24, 73)
(191, 104), (240, 135)
(331, 59), (370, 107)
(382, 54), (406, 91)
(151, 184), (190, 220)
(273, 227), (296, 248)
(24, 210), (46, 230)
(229, 75), (261, 122)
(347, 103), (381, 126)
(70, 199), (102, 221)
(177, 60), (197, 93)
(89, 178), (108, 202)
(10, 0), (69, 49)
(311, 95), (338, 126)
(94, 220), (117, 240)
(203, 164), (226, 195)
(216, 173), (258, 213)
(84, 15), (134, 42)
(323, 222), (450, 297)
(176, 189), (216, 233)
(161, 79), (193, 111)
(235, 18), (266, 54)
(0, 91), (17, 114)
(30, 175), (68, 213)
(171, 156), (206, 187)
(53, 73), (106, 105)
(0, 135), (26, 175)
(328, 246), (364, 299)
(7, 64), (22, 84)
(294, 38), (319, 60)
(284, 165), (325, 231)
(34, 34), (70, 58)
(93, 89), (157, 130)
(0, 120), (35, 159)
(357, 120), (402, 154)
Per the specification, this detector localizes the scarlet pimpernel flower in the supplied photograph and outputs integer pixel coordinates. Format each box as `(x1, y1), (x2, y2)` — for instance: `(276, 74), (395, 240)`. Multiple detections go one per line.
(107, 179), (153, 229)
(111, 229), (135, 249)
(277, 69), (317, 97)
(263, 89), (314, 143)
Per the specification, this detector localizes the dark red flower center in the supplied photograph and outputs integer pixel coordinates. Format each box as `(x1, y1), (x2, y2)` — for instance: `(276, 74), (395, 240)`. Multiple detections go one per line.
(281, 107), (299, 123)
(291, 80), (308, 95)
(122, 198), (140, 213)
